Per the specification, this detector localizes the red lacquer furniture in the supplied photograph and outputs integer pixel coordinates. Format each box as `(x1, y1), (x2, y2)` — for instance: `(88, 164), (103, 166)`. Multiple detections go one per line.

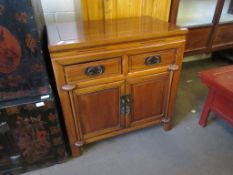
(199, 65), (233, 127)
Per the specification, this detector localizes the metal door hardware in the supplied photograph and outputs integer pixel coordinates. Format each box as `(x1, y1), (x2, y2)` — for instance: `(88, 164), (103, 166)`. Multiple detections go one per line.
(144, 55), (161, 65)
(121, 95), (131, 115)
(85, 65), (105, 76)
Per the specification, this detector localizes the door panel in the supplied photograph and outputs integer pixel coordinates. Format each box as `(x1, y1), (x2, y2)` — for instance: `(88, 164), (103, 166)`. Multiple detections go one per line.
(127, 73), (170, 127)
(73, 82), (125, 140)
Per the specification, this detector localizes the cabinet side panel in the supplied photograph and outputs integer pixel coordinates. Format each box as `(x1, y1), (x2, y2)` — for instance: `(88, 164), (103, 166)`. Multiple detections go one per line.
(185, 27), (211, 52)
(51, 61), (80, 156)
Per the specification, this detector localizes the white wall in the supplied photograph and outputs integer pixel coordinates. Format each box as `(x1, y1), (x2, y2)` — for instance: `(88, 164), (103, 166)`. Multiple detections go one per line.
(41, 0), (82, 23)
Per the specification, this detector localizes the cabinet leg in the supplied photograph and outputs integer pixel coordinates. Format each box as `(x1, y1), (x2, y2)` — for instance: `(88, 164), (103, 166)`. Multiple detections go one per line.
(199, 104), (211, 127)
(162, 118), (172, 131)
(163, 122), (172, 131)
(71, 140), (84, 157)
(71, 146), (82, 157)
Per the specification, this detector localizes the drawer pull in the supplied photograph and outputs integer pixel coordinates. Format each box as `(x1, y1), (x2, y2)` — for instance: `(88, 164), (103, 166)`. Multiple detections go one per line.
(85, 65), (105, 76)
(144, 55), (161, 65)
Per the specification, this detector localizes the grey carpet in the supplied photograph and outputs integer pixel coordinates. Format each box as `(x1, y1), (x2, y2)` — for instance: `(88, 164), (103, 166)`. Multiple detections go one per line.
(23, 58), (233, 175)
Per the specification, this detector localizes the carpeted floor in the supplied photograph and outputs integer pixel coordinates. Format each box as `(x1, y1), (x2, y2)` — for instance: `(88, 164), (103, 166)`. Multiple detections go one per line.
(23, 58), (233, 175)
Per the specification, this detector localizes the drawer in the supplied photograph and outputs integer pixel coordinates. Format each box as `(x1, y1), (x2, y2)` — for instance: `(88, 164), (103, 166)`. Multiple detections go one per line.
(65, 58), (122, 82)
(129, 49), (176, 72)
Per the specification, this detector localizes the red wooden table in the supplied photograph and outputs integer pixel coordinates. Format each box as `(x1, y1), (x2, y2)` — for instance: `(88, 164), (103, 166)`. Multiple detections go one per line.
(198, 65), (233, 127)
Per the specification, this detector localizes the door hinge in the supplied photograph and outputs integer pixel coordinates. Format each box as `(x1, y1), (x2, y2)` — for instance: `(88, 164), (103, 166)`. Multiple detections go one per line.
(121, 95), (131, 115)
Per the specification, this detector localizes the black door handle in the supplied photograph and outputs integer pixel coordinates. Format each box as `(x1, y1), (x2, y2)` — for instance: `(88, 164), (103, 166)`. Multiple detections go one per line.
(85, 65), (105, 76)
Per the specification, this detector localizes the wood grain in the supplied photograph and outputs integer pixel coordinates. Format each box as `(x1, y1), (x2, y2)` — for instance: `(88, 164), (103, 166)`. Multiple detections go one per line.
(65, 57), (122, 83)
(169, 0), (180, 24)
(185, 27), (211, 52)
(81, 0), (171, 21)
(76, 86), (123, 139)
(169, 0), (233, 54)
(129, 49), (176, 72)
(71, 81), (125, 139)
(51, 61), (81, 157)
(127, 73), (170, 127)
(47, 17), (187, 52)
(213, 23), (233, 48)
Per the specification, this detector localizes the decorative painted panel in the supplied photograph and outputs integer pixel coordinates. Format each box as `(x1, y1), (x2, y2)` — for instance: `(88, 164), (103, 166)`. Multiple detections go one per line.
(0, 99), (66, 174)
(0, 0), (50, 102)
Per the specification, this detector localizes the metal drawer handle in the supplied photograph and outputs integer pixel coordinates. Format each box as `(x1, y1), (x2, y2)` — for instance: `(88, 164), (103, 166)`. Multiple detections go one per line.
(85, 65), (105, 76)
(144, 55), (161, 65)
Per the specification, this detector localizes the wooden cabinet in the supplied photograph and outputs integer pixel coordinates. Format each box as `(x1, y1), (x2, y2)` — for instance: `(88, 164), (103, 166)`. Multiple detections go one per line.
(46, 17), (187, 157)
(170, 0), (233, 55)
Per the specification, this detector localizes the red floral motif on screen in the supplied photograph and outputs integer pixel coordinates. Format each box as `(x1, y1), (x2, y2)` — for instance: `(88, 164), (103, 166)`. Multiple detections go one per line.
(31, 64), (44, 73)
(0, 5), (5, 16)
(0, 26), (21, 74)
(14, 116), (51, 163)
(25, 34), (37, 54)
(0, 75), (23, 87)
(48, 113), (57, 123)
(15, 12), (29, 24)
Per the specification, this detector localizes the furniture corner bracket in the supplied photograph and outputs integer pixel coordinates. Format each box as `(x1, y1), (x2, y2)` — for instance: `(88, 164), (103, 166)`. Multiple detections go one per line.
(161, 117), (171, 124)
(61, 84), (77, 91)
(168, 64), (179, 71)
(74, 141), (84, 147)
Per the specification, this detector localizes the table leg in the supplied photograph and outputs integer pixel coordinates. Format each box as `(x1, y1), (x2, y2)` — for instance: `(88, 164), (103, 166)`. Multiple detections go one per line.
(199, 90), (215, 127)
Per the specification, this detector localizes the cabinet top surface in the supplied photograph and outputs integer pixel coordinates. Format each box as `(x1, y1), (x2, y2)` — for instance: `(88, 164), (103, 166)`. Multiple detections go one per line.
(46, 16), (187, 52)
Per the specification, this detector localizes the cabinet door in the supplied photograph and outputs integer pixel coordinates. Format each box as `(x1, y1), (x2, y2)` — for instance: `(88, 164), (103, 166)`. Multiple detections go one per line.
(126, 72), (170, 127)
(72, 81), (125, 142)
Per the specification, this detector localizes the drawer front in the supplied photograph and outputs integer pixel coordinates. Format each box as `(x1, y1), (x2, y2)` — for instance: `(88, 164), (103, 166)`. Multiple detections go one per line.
(65, 58), (122, 82)
(129, 49), (176, 72)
